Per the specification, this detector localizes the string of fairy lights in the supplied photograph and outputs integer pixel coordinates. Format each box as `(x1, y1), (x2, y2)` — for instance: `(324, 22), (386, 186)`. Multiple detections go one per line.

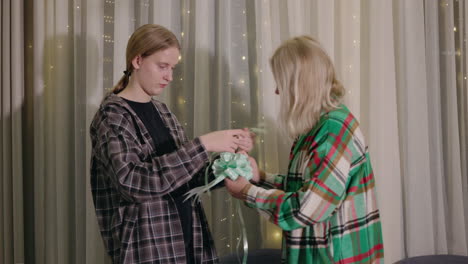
(36, 1), (465, 101)
(13, 0), (466, 260)
(93, 0), (465, 254)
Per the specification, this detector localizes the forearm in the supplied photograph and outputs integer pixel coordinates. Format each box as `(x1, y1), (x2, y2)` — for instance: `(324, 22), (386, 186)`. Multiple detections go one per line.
(240, 180), (343, 231)
(240, 183), (306, 230)
(111, 137), (209, 202)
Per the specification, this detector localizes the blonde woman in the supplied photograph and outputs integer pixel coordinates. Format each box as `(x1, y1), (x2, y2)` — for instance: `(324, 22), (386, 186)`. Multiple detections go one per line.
(90, 24), (252, 264)
(225, 36), (384, 263)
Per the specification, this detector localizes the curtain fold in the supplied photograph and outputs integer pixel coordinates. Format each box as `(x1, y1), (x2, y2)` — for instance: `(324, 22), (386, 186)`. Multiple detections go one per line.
(424, 0), (450, 254)
(362, 0), (405, 260)
(1, 0), (467, 263)
(82, 1), (110, 263)
(438, 0), (467, 254)
(394, 0), (436, 256)
(1, 0), (25, 263)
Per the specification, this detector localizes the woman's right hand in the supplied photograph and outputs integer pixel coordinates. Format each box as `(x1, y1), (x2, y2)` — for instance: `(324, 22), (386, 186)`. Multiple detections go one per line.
(199, 129), (250, 153)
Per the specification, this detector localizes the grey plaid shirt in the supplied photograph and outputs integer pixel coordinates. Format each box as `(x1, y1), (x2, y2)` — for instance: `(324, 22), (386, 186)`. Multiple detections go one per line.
(90, 94), (219, 264)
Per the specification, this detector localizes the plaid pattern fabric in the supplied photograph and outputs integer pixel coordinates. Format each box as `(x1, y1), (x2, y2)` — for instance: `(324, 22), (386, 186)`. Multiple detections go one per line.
(90, 94), (218, 264)
(243, 105), (384, 263)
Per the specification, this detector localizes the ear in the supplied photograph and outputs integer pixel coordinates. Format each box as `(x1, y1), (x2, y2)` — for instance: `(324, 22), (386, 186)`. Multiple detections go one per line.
(131, 55), (142, 70)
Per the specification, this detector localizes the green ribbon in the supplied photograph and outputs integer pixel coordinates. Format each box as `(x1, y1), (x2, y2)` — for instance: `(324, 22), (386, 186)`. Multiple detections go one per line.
(212, 152), (253, 181)
(235, 199), (248, 264)
(184, 152), (253, 203)
(184, 152), (252, 264)
(184, 126), (265, 264)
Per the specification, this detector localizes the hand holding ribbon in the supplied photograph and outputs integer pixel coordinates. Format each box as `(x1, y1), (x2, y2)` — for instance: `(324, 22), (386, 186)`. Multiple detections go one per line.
(184, 152), (253, 203)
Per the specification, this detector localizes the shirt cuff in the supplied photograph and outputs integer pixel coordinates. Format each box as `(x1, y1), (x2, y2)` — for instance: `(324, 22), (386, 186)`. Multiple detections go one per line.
(256, 171), (280, 189)
(263, 172), (278, 183)
(173, 137), (210, 173)
(241, 183), (261, 208)
(192, 137), (209, 161)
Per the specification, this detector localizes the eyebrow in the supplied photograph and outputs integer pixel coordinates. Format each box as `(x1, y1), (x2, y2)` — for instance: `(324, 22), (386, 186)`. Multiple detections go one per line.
(158, 62), (177, 68)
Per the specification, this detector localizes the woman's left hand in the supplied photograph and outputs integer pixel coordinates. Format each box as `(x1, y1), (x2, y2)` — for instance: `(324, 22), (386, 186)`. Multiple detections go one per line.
(236, 128), (255, 153)
(225, 176), (250, 200)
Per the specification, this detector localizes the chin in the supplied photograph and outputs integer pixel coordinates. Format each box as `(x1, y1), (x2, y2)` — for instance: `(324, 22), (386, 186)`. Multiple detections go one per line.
(150, 89), (163, 96)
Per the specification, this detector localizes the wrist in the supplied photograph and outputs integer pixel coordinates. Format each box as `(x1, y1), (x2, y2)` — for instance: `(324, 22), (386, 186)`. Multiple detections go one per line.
(198, 135), (210, 152)
(239, 182), (252, 200)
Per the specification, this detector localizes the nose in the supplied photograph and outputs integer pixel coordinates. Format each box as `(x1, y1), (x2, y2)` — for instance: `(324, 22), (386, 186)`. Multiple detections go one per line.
(165, 70), (173, 82)
(275, 87), (279, 95)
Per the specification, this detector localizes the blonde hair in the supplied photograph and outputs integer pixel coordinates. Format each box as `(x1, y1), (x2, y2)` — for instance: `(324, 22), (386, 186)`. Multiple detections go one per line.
(270, 36), (345, 139)
(112, 24), (180, 94)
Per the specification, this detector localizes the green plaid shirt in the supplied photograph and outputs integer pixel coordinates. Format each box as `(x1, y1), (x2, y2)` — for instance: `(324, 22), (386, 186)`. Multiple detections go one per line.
(242, 105), (384, 263)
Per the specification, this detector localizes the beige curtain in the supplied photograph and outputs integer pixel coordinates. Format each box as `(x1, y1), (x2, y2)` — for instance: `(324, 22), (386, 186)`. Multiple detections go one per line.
(1, 0), (25, 263)
(1, 0), (467, 263)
